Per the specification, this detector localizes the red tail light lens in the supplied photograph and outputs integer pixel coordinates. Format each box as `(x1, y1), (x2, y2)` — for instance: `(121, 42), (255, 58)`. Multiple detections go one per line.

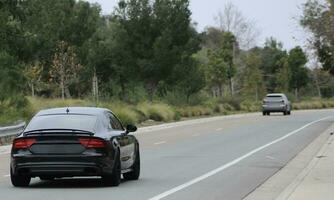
(79, 138), (106, 148)
(13, 138), (36, 149)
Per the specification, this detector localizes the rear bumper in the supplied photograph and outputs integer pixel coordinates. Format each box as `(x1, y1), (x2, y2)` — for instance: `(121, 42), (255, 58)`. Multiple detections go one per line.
(262, 105), (287, 112)
(11, 155), (115, 177)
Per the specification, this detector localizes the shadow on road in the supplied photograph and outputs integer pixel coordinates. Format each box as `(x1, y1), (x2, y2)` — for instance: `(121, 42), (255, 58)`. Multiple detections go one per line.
(28, 178), (132, 189)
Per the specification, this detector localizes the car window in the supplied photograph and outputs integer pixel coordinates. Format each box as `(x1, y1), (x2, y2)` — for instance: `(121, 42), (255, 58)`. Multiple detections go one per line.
(107, 112), (123, 130)
(25, 114), (97, 132)
(266, 95), (284, 101)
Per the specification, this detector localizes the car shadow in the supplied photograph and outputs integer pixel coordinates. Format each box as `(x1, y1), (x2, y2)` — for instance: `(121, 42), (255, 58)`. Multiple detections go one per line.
(264, 113), (290, 117)
(28, 177), (130, 189)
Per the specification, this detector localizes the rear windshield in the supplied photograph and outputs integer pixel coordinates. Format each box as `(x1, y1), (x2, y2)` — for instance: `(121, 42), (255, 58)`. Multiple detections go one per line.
(25, 114), (97, 132)
(266, 95), (283, 101)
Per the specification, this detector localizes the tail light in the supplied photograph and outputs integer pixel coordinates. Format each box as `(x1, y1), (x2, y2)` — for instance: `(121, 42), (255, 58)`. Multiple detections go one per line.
(13, 138), (36, 149)
(79, 138), (106, 148)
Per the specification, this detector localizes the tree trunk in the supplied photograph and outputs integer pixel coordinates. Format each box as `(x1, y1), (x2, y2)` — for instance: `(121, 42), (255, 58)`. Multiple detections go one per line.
(255, 84), (259, 102)
(294, 88), (298, 101)
(218, 83), (223, 97)
(31, 83), (35, 97)
(314, 71), (322, 99)
(229, 77), (234, 97)
(146, 81), (157, 102)
(119, 78), (128, 102)
(92, 70), (99, 104)
(65, 86), (71, 99)
(60, 75), (65, 100)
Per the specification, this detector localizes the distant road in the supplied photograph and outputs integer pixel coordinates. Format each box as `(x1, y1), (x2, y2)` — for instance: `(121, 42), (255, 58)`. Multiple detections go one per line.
(0, 109), (333, 200)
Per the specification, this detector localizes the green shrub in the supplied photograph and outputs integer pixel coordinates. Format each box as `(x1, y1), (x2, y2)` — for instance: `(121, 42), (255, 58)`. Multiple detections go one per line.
(101, 102), (139, 125)
(240, 101), (261, 112)
(136, 102), (175, 122)
(147, 104), (175, 122)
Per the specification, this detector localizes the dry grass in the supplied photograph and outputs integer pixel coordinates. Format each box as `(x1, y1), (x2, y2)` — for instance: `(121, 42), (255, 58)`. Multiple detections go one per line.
(1, 97), (334, 126)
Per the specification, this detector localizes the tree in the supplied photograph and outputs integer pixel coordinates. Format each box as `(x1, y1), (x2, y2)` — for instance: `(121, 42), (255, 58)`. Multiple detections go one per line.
(241, 52), (266, 101)
(0, 0), (28, 115)
(206, 49), (228, 97)
(312, 67), (333, 98)
(173, 57), (205, 103)
(215, 2), (260, 49)
(23, 62), (43, 97)
(203, 30), (237, 97)
(288, 46), (308, 99)
(300, 0), (334, 75)
(202, 27), (225, 50)
(258, 38), (288, 92)
(114, 0), (201, 100)
(220, 32), (237, 97)
(20, 0), (101, 94)
(49, 41), (82, 99)
(275, 57), (291, 93)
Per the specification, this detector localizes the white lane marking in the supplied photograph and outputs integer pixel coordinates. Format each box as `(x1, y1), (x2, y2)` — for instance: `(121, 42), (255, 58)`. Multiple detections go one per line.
(154, 141), (167, 145)
(216, 128), (223, 131)
(3, 174), (10, 177)
(148, 116), (333, 200)
(266, 156), (276, 160)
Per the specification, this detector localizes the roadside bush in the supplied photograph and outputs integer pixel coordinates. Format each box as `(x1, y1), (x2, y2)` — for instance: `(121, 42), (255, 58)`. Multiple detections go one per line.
(176, 106), (213, 118)
(147, 104), (175, 122)
(102, 102), (139, 125)
(112, 107), (139, 126)
(136, 102), (175, 122)
(0, 95), (29, 125)
(3, 96), (334, 127)
(240, 101), (261, 112)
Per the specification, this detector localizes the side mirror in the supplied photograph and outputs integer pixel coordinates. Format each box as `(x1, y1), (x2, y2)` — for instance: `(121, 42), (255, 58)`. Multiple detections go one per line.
(126, 124), (137, 134)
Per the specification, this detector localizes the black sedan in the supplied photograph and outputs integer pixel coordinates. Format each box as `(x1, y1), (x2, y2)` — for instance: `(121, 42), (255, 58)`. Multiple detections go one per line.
(10, 107), (140, 187)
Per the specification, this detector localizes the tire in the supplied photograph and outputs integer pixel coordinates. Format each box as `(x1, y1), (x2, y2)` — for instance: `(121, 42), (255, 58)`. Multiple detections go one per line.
(262, 111), (266, 116)
(10, 168), (31, 187)
(287, 110), (291, 115)
(39, 176), (55, 181)
(283, 111), (287, 115)
(102, 152), (121, 186)
(267, 112), (270, 116)
(123, 148), (140, 181)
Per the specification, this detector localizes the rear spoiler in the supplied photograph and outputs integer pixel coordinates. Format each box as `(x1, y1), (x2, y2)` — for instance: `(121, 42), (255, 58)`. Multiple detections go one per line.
(23, 129), (94, 137)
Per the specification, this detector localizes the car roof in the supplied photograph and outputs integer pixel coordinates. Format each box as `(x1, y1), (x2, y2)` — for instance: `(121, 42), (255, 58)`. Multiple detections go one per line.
(36, 107), (110, 116)
(266, 93), (285, 97)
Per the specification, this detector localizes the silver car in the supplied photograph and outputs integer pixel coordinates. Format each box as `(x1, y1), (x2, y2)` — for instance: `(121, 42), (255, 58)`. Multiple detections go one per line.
(262, 93), (291, 115)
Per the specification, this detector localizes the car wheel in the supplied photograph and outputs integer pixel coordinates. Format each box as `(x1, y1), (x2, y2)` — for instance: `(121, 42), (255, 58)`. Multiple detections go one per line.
(288, 110), (291, 115)
(39, 176), (55, 181)
(102, 152), (121, 186)
(10, 167), (31, 187)
(262, 111), (266, 116)
(123, 148), (140, 181)
(283, 111), (287, 115)
(267, 112), (270, 115)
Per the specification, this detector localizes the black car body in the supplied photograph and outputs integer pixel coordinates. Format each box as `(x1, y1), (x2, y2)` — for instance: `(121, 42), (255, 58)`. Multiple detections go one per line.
(10, 107), (140, 187)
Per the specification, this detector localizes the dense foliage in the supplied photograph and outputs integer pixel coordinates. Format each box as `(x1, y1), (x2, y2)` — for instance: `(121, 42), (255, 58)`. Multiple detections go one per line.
(0, 0), (333, 124)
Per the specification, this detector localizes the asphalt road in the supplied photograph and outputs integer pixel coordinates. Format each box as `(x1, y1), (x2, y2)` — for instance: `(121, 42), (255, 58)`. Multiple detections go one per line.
(0, 109), (333, 200)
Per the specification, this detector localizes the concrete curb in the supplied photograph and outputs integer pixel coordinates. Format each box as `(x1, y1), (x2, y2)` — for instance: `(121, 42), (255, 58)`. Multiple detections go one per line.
(244, 122), (334, 200)
(276, 126), (334, 200)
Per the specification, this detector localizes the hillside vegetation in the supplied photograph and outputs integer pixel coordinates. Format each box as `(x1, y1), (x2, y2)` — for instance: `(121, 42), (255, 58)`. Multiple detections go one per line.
(1, 97), (333, 126)
(1, 0), (334, 125)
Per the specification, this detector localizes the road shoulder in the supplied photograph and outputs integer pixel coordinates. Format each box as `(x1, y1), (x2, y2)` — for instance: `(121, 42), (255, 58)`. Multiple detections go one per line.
(244, 122), (334, 200)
